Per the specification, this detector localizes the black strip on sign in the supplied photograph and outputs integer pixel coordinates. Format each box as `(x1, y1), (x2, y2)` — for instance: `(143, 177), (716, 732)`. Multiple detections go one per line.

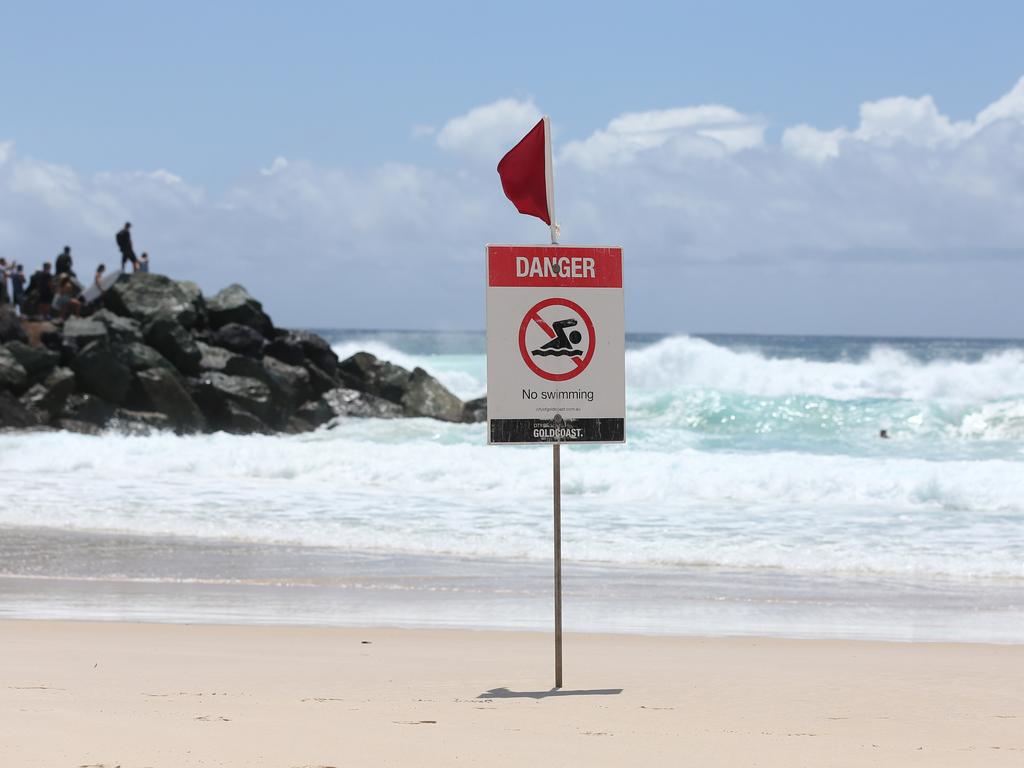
(489, 418), (625, 444)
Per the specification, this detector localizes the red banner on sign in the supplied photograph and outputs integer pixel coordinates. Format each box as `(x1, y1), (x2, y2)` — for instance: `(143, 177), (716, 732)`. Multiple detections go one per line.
(487, 245), (623, 288)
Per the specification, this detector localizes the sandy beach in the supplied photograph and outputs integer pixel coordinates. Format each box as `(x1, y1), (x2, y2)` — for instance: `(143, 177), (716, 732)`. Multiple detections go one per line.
(1, 620), (1021, 767)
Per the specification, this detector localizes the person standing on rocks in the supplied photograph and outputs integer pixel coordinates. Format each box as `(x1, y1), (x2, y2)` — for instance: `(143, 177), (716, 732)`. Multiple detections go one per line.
(0, 258), (10, 304)
(11, 264), (25, 311)
(138, 251), (150, 273)
(55, 246), (75, 277)
(116, 222), (139, 271)
(27, 261), (55, 317)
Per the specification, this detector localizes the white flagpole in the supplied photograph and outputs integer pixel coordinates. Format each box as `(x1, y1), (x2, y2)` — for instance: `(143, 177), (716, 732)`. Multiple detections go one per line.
(543, 116), (557, 246)
(543, 114), (563, 689)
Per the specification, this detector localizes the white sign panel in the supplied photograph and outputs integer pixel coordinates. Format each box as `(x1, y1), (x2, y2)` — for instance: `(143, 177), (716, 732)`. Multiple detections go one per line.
(486, 244), (625, 444)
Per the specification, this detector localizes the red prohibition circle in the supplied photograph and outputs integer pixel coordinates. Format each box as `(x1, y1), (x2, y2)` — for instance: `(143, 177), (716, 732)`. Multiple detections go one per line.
(518, 297), (596, 381)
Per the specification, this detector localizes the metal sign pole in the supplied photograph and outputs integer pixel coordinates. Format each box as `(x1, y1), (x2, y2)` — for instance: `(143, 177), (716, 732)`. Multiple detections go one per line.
(553, 442), (563, 689)
(545, 116), (563, 690)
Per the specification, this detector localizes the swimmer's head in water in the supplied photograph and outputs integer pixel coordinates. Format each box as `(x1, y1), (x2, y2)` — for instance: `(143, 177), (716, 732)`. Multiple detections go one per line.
(569, 330), (582, 345)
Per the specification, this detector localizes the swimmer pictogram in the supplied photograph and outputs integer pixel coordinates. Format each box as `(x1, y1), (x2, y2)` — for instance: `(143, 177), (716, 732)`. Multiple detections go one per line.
(518, 297), (595, 381)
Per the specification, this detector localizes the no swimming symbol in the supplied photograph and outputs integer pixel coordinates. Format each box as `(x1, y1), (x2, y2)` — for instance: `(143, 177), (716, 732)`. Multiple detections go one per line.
(518, 298), (596, 381)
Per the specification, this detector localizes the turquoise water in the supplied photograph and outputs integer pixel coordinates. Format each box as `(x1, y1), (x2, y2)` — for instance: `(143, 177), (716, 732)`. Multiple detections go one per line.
(0, 331), (1021, 639)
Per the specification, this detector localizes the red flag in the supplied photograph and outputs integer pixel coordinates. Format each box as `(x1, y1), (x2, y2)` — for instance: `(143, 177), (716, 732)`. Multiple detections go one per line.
(497, 117), (552, 226)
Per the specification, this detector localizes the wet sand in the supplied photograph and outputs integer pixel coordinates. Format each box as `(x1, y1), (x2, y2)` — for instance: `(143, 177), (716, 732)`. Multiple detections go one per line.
(2, 620), (1022, 767)
(3, 525), (1021, 642)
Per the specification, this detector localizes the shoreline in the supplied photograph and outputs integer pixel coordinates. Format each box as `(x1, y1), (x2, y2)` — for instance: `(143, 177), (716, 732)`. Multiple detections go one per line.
(2, 524), (1022, 644)
(2, 619), (1022, 767)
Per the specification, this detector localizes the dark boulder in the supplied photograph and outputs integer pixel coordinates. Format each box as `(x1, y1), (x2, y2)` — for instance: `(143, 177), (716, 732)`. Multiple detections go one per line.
(209, 323), (266, 359)
(0, 390), (40, 428)
(296, 387), (404, 427)
(463, 396), (487, 423)
(285, 415), (316, 434)
(40, 330), (63, 352)
(220, 402), (272, 434)
(55, 337), (82, 367)
(263, 357), (313, 409)
(304, 362), (337, 396)
(176, 280), (207, 328)
(289, 330), (338, 375)
(295, 397), (335, 427)
(206, 284), (273, 336)
(60, 393), (115, 427)
(72, 341), (132, 404)
(5, 341), (58, 382)
(108, 408), (172, 435)
(337, 352), (412, 403)
(20, 366), (76, 421)
(326, 387), (404, 419)
(89, 309), (143, 344)
(62, 316), (109, 347)
(0, 346), (28, 393)
(264, 334), (306, 366)
(56, 419), (103, 435)
(190, 372), (276, 430)
(196, 341), (233, 372)
(104, 273), (199, 327)
(144, 316), (201, 375)
(401, 367), (465, 422)
(0, 305), (27, 344)
(225, 355), (311, 410)
(135, 368), (206, 433)
(113, 341), (176, 373)
(222, 354), (266, 380)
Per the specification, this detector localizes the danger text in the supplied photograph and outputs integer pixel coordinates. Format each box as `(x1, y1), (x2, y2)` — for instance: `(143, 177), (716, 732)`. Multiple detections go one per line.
(516, 256), (595, 280)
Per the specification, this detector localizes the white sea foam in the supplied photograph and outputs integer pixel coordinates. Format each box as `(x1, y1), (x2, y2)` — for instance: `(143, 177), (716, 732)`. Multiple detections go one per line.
(2, 428), (1021, 580)
(333, 334), (1024, 406)
(2, 334), (1022, 585)
(626, 336), (1024, 402)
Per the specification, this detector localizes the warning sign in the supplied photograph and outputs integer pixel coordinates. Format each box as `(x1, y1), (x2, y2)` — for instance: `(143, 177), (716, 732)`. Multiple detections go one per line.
(486, 245), (625, 444)
(519, 297), (595, 381)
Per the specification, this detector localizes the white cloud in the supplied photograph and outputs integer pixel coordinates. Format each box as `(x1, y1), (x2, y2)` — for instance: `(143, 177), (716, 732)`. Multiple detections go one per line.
(561, 105), (765, 170)
(3, 77), (1024, 335)
(436, 98), (542, 160)
(260, 157), (289, 176)
(976, 76), (1024, 127)
(783, 76), (1024, 161)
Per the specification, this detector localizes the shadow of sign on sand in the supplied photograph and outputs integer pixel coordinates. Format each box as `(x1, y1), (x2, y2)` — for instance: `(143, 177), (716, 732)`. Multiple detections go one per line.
(479, 687), (623, 700)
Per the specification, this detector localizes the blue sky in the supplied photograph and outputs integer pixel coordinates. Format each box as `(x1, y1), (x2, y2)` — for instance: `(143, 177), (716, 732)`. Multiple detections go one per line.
(2, 0), (1024, 335)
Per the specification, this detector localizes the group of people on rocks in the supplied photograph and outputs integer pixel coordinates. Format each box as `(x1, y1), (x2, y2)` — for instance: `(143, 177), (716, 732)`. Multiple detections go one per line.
(0, 222), (151, 319)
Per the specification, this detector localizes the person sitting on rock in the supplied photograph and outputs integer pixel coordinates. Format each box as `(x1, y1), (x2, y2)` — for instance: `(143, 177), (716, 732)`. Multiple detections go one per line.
(52, 275), (82, 318)
(116, 222), (139, 271)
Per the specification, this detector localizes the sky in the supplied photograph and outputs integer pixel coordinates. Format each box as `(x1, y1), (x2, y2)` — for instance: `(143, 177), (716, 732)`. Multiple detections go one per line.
(2, 0), (1024, 337)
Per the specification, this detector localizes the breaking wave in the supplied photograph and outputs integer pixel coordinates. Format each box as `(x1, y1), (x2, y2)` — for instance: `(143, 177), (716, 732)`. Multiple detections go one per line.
(1, 332), (1021, 583)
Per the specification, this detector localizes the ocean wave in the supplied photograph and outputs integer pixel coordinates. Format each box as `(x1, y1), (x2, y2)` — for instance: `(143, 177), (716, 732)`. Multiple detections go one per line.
(625, 336), (1024, 402)
(628, 390), (1024, 444)
(331, 335), (1024, 406)
(1, 429), (1020, 580)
